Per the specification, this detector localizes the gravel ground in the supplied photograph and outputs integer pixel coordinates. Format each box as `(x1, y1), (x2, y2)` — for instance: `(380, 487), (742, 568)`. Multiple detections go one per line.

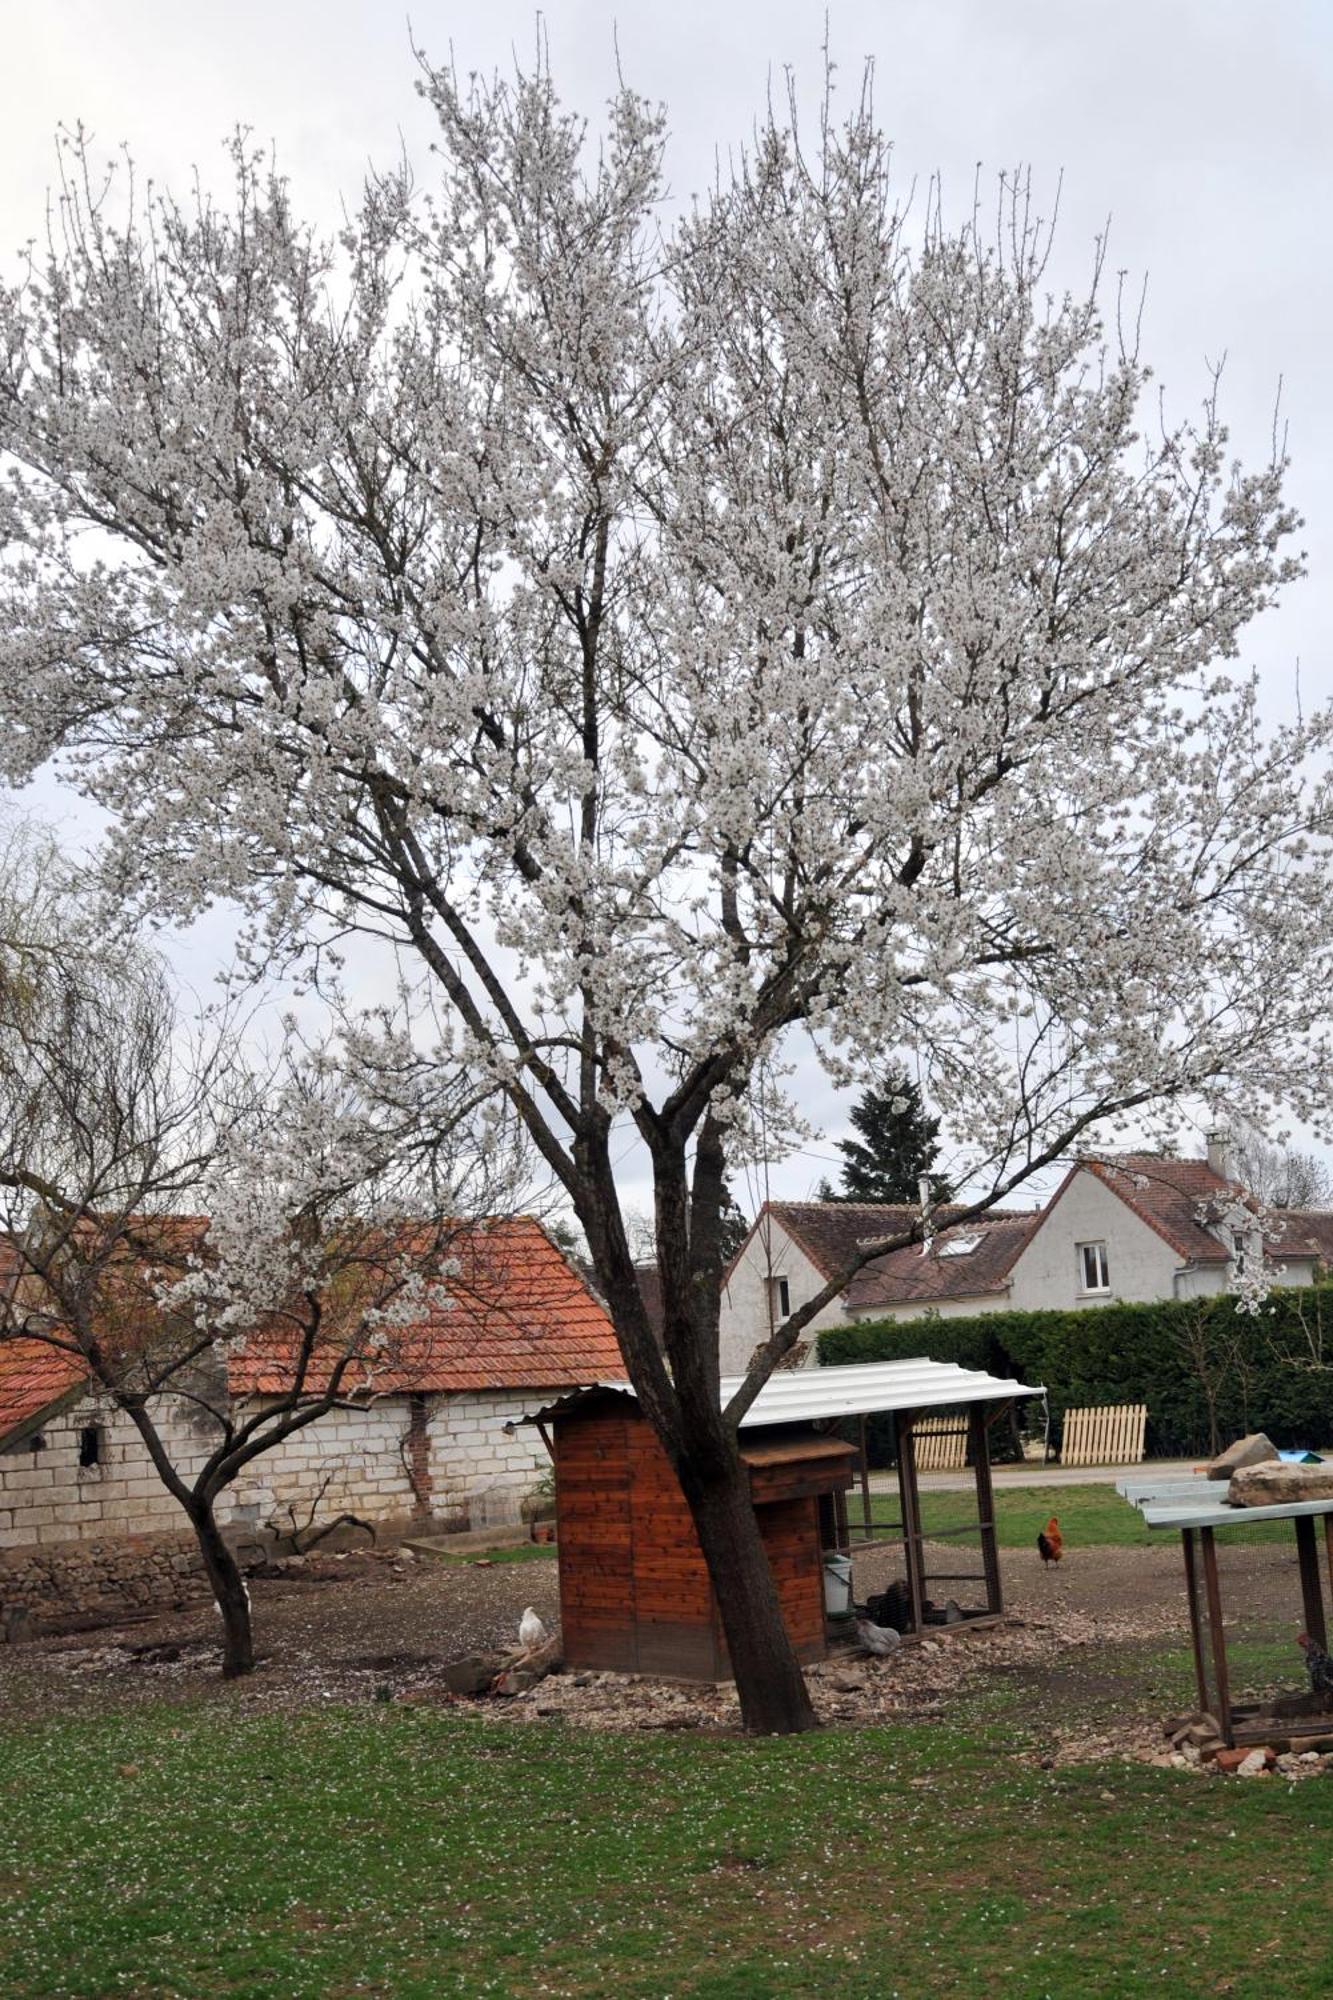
(2, 1534), (1327, 1775)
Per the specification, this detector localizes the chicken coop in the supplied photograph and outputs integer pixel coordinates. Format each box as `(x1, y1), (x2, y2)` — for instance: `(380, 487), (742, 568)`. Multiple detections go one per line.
(529, 1358), (1044, 1682)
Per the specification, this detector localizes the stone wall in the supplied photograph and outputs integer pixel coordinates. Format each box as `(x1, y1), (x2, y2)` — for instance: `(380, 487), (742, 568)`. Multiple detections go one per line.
(0, 1532), (208, 1634)
(0, 1392), (228, 1553)
(0, 1382), (556, 1625)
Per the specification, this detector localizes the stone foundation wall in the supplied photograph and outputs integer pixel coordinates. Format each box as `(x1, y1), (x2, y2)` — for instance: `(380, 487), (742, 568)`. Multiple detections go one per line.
(0, 1531), (209, 1634)
(0, 1383), (557, 1626)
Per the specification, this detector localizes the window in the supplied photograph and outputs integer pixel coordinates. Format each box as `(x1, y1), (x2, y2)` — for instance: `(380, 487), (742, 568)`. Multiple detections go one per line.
(1078, 1241), (1111, 1294)
(939, 1231), (984, 1258)
(770, 1275), (791, 1320)
(78, 1425), (104, 1469)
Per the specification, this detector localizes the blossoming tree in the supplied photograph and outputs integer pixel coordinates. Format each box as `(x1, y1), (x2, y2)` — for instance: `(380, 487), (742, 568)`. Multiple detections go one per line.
(3, 61), (1332, 1728)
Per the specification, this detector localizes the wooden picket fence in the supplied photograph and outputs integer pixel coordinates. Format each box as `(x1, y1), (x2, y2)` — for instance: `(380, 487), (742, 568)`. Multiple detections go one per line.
(1060, 1402), (1147, 1467)
(911, 1414), (970, 1472)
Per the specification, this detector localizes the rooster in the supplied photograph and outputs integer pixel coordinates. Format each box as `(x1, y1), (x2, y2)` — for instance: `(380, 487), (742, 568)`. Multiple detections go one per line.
(1297, 1631), (1333, 1702)
(1037, 1516), (1063, 1566)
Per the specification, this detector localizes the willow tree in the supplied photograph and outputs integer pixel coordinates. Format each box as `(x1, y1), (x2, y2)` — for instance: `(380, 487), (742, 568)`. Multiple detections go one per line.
(2, 60), (1331, 1731)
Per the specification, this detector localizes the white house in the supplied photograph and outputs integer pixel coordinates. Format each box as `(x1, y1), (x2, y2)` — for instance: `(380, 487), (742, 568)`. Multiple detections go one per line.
(717, 1143), (1333, 1376)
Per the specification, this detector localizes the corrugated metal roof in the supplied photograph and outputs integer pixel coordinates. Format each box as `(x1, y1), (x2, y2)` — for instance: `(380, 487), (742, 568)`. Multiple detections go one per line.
(1117, 1472), (1333, 1530)
(570, 1358), (1043, 1428)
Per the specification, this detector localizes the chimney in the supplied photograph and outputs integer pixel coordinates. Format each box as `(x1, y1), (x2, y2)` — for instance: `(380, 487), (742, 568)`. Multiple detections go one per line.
(1205, 1129), (1231, 1180)
(918, 1174), (933, 1213)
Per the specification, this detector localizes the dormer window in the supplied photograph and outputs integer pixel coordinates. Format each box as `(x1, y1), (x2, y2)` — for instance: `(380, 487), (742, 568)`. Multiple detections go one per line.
(1078, 1241), (1111, 1294)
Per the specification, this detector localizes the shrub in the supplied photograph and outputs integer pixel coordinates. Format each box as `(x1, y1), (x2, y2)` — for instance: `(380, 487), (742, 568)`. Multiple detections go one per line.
(819, 1286), (1333, 1458)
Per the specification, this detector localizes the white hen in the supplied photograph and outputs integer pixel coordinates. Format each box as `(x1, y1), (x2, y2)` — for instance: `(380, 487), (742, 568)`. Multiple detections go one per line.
(518, 1606), (548, 1652)
(855, 1617), (902, 1657)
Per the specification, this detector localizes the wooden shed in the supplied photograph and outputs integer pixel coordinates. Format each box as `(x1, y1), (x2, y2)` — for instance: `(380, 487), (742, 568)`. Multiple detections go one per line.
(540, 1386), (856, 1679)
(533, 1357), (1043, 1682)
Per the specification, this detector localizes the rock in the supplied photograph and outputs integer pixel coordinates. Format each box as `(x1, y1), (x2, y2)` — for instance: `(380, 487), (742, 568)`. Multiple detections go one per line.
(1208, 1433), (1279, 1480)
(1, 1605), (34, 1645)
(1227, 1461), (1333, 1507)
(1215, 1745), (1275, 1774)
(441, 1653), (506, 1697)
(828, 1672), (867, 1694)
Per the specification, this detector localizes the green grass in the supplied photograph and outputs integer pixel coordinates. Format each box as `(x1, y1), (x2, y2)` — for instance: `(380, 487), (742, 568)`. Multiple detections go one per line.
(854, 1482), (1294, 1549)
(2, 1706), (1332, 2000)
(417, 1540), (558, 1567)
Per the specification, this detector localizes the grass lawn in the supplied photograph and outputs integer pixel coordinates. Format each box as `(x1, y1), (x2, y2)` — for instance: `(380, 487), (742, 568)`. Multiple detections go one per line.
(855, 1482), (1294, 1550)
(2, 1704), (1331, 1999)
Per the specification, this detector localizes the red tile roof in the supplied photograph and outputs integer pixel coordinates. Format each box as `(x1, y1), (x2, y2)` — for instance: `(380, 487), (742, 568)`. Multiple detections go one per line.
(2, 1220), (620, 1439)
(226, 1217), (622, 1398)
(1046, 1153), (1333, 1270)
(0, 1238), (92, 1441)
(1272, 1209), (1333, 1266)
(0, 1338), (88, 1442)
(741, 1201), (1036, 1310)
(844, 1212), (1042, 1311)
(1070, 1155), (1238, 1262)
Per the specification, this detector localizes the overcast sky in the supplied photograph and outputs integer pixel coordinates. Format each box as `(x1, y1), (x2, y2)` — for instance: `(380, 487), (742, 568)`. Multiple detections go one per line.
(2, 1), (1330, 1215)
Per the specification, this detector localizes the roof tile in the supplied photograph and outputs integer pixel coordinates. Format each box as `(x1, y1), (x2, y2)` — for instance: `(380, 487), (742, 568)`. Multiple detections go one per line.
(226, 1218), (622, 1397)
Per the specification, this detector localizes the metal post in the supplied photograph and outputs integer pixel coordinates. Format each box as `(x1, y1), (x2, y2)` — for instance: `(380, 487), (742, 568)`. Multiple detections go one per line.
(1199, 1527), (1232, 1746)
(969, 1405), (1003, 1615)
(1293, 1515), (1328, 1650)
(859, 1414), (873, 1541)
(1180, 1528), (1210, 1715)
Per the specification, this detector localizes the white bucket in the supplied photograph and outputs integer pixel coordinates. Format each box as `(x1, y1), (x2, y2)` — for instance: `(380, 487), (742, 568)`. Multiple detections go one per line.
(822, 1550), (853, 1618)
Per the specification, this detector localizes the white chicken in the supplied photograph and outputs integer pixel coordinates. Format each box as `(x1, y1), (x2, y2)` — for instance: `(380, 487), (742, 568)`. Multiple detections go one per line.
(855, 1617), (902, 1657)
(518, 1606), (548, 1653)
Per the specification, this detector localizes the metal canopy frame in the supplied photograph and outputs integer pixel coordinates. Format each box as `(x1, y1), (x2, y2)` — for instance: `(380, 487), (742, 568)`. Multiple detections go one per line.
(836, 1402), (1008, 1631)
(1119, 1475), (1333, 1747)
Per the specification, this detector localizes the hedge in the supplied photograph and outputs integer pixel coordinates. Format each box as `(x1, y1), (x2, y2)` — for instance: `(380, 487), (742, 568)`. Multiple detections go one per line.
(818, 1286), (1333, 1460)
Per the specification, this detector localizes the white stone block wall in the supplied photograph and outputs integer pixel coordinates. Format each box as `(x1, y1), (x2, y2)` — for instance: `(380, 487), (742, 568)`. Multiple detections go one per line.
(0, 1392), (226, 1552)
(225, 1398), (415, 1536)
(426, 1390), (553, 1522)
(1, 1383), (560, 1555)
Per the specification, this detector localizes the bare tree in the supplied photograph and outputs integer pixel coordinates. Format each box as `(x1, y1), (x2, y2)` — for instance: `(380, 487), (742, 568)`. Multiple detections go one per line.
(1230, 1131), (1333, 1210)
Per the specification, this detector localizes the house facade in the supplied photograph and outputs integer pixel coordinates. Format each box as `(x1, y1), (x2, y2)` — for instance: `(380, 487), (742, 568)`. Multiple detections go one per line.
(717, 1144), (1333, 1376)
(0, 1218), (622, 1624)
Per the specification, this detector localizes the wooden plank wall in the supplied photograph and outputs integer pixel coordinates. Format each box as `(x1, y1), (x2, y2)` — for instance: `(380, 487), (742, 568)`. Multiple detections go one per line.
(556, 1405), (849, 1680)
(627, 1420), (725, 1679)
(752, 1497), (827, 1664)
(1060, 1403), (1147, 1467)
(555, 1412), (639, 1671)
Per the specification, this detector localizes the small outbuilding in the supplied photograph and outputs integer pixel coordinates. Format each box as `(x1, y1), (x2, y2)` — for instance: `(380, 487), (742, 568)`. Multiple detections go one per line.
(531, 1358), (1043, 1681)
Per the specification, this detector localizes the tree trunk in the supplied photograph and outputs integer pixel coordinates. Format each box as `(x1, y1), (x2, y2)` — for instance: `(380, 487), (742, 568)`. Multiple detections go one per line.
(676, 1445), (819, 1736)
(191, 1502), (254, 1679)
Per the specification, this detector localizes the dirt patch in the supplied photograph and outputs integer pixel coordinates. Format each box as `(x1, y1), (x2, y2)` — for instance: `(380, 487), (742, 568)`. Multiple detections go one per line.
(0, 1532), (1321, 1776)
